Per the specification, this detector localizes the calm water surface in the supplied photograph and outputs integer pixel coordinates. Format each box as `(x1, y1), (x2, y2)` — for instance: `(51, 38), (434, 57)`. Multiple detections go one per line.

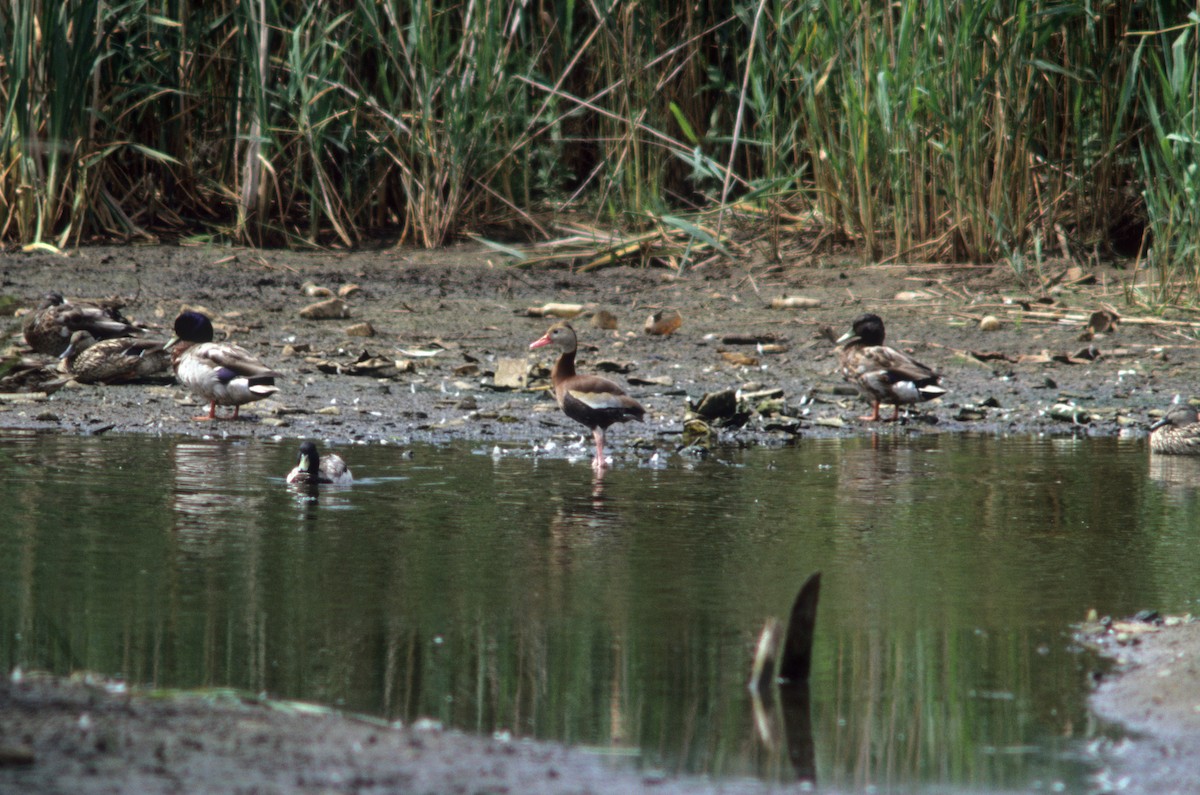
(2, 431), (1199, 792)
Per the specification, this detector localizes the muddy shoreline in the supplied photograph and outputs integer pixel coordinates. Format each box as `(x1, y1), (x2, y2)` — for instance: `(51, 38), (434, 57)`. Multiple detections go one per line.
(2, 244), (1198, 792)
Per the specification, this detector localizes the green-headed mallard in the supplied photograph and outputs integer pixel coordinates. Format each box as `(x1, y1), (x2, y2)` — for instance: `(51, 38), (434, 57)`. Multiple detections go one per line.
(60, 330), (171, 384)
(837, 312), (946, 422)
(529, 321), (645, 472)
(165, 310), (280, 421)
(23, 292), (143, 356)
(1150, 404), (1200, 455)
(286, 441), (353, 486)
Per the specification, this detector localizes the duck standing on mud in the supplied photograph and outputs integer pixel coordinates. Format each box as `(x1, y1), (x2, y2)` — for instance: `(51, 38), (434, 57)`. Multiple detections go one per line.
(529, 321), (645, 472)
(166, 310), (280, 421)
(23, 292), (143, 356)
(837, 312), (946, 422)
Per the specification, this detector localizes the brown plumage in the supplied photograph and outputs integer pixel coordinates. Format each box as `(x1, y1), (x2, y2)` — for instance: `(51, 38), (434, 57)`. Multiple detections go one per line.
(836, 313), (945, 422)
(1150, 404), (1200, 455)
(529, 322), (645, 471)
(23, 292), (142, 356)
(60, 330), (171, 384)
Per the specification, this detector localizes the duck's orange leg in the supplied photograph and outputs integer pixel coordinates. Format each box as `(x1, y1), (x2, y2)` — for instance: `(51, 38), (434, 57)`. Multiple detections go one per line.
(192, 401), (218, 422)
(858, 401), (882, 422)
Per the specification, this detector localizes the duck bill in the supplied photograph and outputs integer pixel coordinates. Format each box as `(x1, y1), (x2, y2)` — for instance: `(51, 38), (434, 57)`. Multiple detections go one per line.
(1150, 417), (1170, 431)
(529, 335), (551, 350)
(835, 331), (858, 345)
(165, 333), (180, 350)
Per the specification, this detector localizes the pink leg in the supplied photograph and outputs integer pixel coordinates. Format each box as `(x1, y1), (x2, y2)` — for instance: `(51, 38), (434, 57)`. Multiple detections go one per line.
(592, 427), (608, 471)
(858, 401), (882, 422)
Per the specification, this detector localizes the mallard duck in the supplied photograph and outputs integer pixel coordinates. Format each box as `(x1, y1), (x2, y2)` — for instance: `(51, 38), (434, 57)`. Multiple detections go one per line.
(1149, 404), (1200, 455)
(59, 330), (171, 384)
(529, 321), (645, 472)
(836, 312), (946, 421)
(23, 292), (143, 356)
(286, 441), (353, 486)
(165, 310), (280, 421)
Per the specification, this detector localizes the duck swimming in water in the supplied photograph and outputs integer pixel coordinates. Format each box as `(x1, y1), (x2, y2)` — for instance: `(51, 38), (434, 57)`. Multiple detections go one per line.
(286, 441), (353, 486)
(1149, 404), (1200, 455)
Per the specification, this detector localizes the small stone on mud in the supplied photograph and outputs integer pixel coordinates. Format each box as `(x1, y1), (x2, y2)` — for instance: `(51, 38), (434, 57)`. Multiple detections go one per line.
(493, 358), (529, 390)
(454, 363), (481, 377)
(526, 302), (587, 319)
(260, 417), (288, 428)
(281, 343), (311, 357)
(592, 310), (619, 330)
(720, 351), (758, 367)
(300, 298), (350, 320)
(0, 745), (35, 767)
(979, 315), (1002, 331)
(317, 406), (341, 416)
(769, 295), (821, 309)
(694, 388), (737, 420)
(345, 322), (375, 337)
(302, 282), (333, 297)
(338, 283), (363, 298)
(35, 411), (60, 422)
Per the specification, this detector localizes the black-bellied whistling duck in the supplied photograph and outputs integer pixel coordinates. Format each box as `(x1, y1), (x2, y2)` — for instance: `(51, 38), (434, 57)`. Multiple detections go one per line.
(165, 310), (280, 421)
(836, 312), (945, 422)
(286, 441), (353, 485)
(1150, 404), (1200, 455)
(530, 321), (645, 471)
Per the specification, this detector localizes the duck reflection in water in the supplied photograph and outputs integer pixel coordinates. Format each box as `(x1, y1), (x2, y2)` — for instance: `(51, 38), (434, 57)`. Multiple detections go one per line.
(546, 471), (619, 572)
(171, 441), (269, 551)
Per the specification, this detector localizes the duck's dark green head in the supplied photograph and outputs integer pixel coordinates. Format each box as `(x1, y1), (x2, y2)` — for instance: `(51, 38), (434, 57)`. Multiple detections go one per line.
(167, 310), (214, 347)
(297, 440), (320, 474)
(838, 313), (886, 346)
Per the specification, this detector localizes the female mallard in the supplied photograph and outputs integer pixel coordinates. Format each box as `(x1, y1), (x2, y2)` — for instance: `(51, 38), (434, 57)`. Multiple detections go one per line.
(837, 312), (946, 421)
(165, 310), (280, 421)
(60, 330), (171, 384)
(529, 321), (645, 472)
(1149, 404), (1200, 455)
(286, 441), (353, 486)
(23, 292), (143, 356)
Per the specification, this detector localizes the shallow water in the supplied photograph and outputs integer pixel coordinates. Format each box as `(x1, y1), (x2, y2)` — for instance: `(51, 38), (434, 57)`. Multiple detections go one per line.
(2, 430), (1198, 791)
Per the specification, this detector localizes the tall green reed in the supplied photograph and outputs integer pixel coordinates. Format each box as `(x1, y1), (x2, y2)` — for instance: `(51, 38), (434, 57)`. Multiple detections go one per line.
(1129, 12), (1200, 306)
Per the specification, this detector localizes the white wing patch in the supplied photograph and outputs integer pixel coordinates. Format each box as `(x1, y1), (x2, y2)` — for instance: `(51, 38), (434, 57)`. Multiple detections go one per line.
(568, 389), (628, 411)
